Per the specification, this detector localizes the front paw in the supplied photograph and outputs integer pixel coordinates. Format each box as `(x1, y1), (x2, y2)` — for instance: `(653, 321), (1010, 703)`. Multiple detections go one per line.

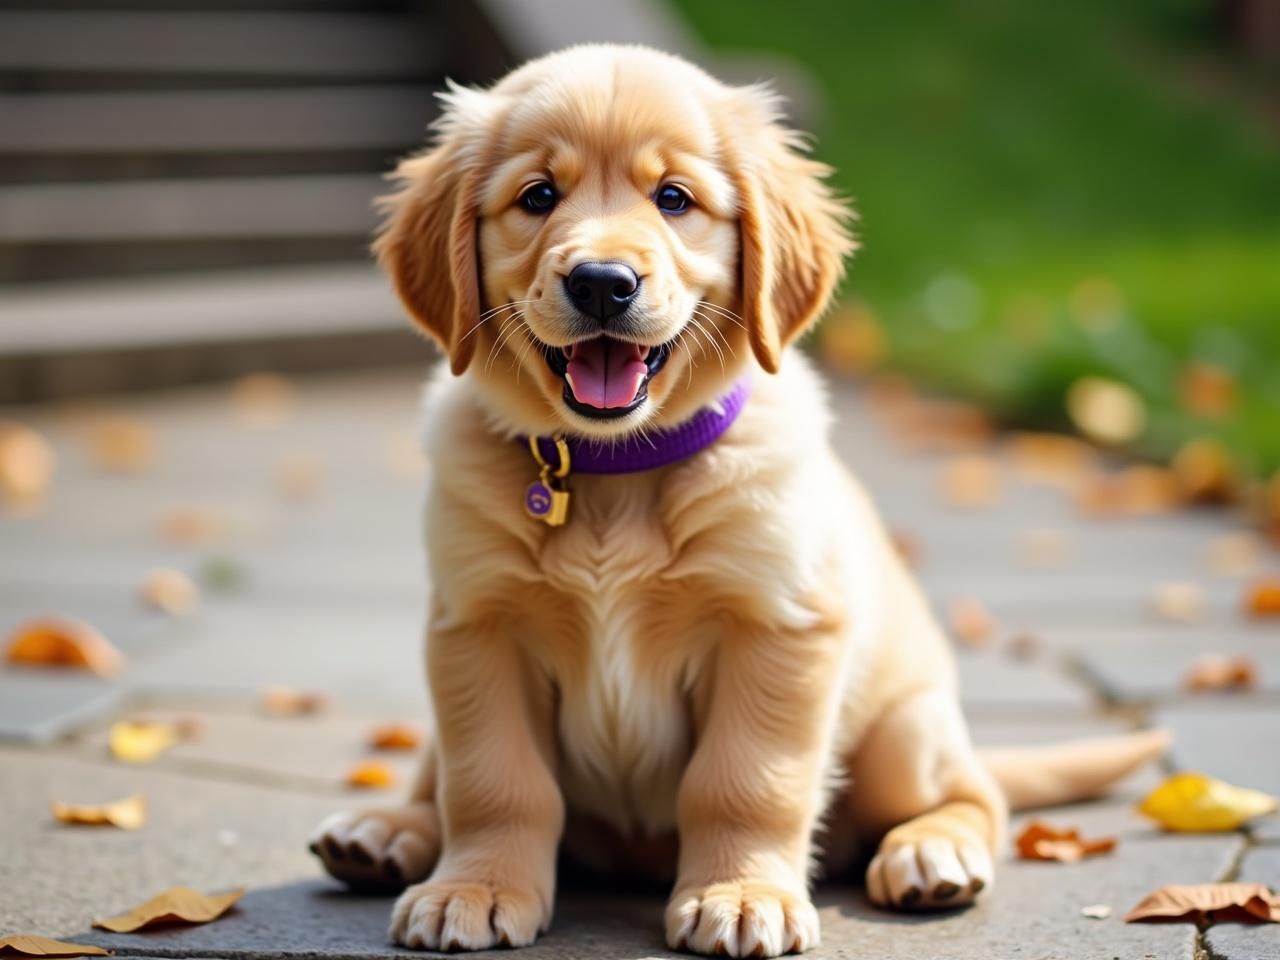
(866, 837), (992, 911)
(309, 802), (440, 890)
(665, 881), (819, 957)
(390, 878), (547, 950)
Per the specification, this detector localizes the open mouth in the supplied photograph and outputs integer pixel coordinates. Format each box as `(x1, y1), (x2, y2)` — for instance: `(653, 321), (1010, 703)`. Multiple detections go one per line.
(542, 336), (672, 420)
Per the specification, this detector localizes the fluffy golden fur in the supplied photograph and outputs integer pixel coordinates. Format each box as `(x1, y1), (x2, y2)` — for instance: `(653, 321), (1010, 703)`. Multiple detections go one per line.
(311, 45), (1166, 957)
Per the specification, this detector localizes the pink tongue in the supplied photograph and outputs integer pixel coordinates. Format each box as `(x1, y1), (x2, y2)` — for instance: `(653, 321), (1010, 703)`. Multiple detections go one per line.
(565, 338), (648, 409)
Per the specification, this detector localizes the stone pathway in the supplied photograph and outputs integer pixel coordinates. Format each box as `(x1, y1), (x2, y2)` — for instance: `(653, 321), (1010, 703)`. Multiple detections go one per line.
(1, 369), (1278, 959)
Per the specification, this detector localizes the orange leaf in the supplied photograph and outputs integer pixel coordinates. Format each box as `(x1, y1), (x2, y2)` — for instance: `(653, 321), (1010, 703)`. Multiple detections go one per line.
(1246, 578), (1280, 618)
(1015, 820), (1116, 863)
(92, 887), (244, 933)
(51, 794), (146, 831)
(369, 723), (421, 751)
(88, 417), (154, 474)
(948, 597), (997, 649)
(0, 934), (110, 957)
(260, 685), (327, 716)
(346, 761), (397, 789)
(5, 617), (125, 676)
(138, 569), (200, 617)
(939, 455), (1001, 508)
(1125, 883), (1280, 924)
(0, 421), (56, 508)
(1183, 654), (1257, 693)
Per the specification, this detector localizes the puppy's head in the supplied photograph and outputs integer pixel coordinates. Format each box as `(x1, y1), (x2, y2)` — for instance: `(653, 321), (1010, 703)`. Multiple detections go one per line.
(376, 45), (853, 438)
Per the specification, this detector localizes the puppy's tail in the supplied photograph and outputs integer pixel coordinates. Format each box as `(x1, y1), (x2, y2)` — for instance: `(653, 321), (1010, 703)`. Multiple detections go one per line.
(978, 729), (1171, 811)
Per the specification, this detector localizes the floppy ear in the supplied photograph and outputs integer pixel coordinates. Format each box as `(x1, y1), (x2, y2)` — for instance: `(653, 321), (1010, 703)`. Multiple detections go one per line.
(373, 89), (493, 375)
(724, 90), (855, 373)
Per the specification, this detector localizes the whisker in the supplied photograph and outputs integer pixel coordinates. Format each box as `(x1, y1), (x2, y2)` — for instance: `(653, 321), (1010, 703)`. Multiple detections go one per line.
(486, 313), (526, 373)
(687, 313), (727, 372)
(691, 308), (737, 359)
(458, 299), (539, 345)
(695, 300), (747, 330)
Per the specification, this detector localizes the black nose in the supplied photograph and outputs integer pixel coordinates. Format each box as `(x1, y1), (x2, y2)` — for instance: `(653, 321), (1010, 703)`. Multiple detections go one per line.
(563, 261), (640, 322)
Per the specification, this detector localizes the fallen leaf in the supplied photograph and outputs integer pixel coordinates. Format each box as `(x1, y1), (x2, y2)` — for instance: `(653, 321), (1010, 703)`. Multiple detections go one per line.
(1138, 772), (1277, 832)
(1206, 532), (1261, 578)
(0, 421), (56, 509)
(1080, 904), (1112, 920)
(1066, 376), (1146, 446)
(1075, 465), (1183, 517)
(1245, 577), (1280, 618)
(1179, 362), (1237, 419)
(1015, 820), (1116, 863)
(230, 373), (294, 429)
(1004, 431), (1097, 488)
(274, 454), (323, 501)
(948, 598), (997, 648)
(93, 887), (244, 933)
(51, 794), (146, 831)
(1182, 654), (1257, 693)
(1150, 582), (1204, 623)
(1125, 883), (1280, 924)
(889, 528), (923, 570)
(1006, 632), (1042, 661)
(369, 723), (421, 751)
(346, 760), (397, 789)
(157, 506), (225, 546)
(0, 934), (109, 957)
(109, 721), (183, 764)
(1015, 527), (1069, 569)
(1171, 438), (1235, 504)
(940, 456), (1002, 508)
(138, 568), (200, 616)
(5, 617), (125, 676)
(88, 417), (153, 473)
(819, 304), (886, 375)
(898, 402), (995, 454)
(260, 685), (327, 716)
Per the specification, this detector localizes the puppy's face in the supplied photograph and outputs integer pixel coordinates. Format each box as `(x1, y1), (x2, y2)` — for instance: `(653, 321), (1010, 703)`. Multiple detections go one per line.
(377, 46), (851, 438)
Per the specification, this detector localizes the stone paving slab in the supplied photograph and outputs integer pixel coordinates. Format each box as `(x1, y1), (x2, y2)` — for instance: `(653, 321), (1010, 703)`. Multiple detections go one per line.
(1074, 636), (1280, 704)
(955, 650), (1095, 714)
(1202, 844), (1280, 959)
(74, 707), (426, 793)
(0, 668), (124, 743)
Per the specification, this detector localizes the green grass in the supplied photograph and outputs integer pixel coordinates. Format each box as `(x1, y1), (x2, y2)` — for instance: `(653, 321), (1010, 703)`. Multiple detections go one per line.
(672, 0), (1280, 474)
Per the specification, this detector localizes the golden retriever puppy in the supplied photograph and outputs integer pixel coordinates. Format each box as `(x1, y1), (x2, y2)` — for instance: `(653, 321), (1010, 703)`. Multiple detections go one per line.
(310, 44), (1166, 957)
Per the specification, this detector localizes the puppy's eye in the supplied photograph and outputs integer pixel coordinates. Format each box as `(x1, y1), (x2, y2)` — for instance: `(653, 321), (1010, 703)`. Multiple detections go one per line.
(655, 184), (692, 215)
(519, 181), (558, 214)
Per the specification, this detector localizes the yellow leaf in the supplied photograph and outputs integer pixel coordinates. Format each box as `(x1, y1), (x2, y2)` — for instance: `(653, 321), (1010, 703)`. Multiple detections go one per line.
(346, 760), (397, 789)
(109, 721), (180, 764)
(51, 794), (146, 831)
(92, 887), (244, 933)
(0, 934), (110, 957)
(1138, 772), (1277, 832)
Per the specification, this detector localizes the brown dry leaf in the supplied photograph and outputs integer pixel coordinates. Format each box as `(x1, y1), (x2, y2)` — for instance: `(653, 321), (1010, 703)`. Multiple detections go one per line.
(0, 421), (56, 509)
(819, 304), (887, 375)
(346, 760), (397, 789)
(274, 454), (323, 501)
(1125, 883), (1280, 924)
(0, 934), (110, 957)
(1183, 654), (1257, 693)
(1171, 437), (1236, 504)
(1004, 431), (1097, 487)
(260, 685), (327, 716)
(230, 373), (294, 429)
(5, 617), (125, 676)
(940, 455), (1002, 508)
(108, 720), (190, 764)
(51, 794), (146, 831)
(948, 598), (997, 649)
(157, 505), (225, 546)
(889, 528), (923, 570)
(93, 886), (244, 933)
(89, 417), (154, 473)
(1015, 527), (1069, 569)
(1075, 465), (1183, 518)
(1150, 582), (1205, 623)
(1066, 376), (1145, 446)
(138, 568), (200, 616)
(369, 723), (421, 751)
(1245, 577), (1280, 619)
(1206, 532), (1262, 578)
(897, 402), (995, 454)
(1014, 820), (1116, 863)
(1179, 362), (1237, 419)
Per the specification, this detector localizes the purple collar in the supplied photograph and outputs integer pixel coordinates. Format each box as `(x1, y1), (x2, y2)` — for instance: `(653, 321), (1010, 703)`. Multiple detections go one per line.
(523, 378), (751, 475)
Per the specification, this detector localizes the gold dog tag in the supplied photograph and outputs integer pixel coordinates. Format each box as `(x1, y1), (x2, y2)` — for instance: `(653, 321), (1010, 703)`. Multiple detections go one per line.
(525, 437), (571, 526)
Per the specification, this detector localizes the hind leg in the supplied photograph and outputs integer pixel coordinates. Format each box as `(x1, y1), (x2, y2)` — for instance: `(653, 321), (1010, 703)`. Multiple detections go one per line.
(842, 687), (1006, 910)
(309, 747), (442, 890)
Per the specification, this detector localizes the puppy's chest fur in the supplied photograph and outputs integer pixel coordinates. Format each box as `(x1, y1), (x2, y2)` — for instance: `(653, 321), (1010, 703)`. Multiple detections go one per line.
(533, 477), (715, 837)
